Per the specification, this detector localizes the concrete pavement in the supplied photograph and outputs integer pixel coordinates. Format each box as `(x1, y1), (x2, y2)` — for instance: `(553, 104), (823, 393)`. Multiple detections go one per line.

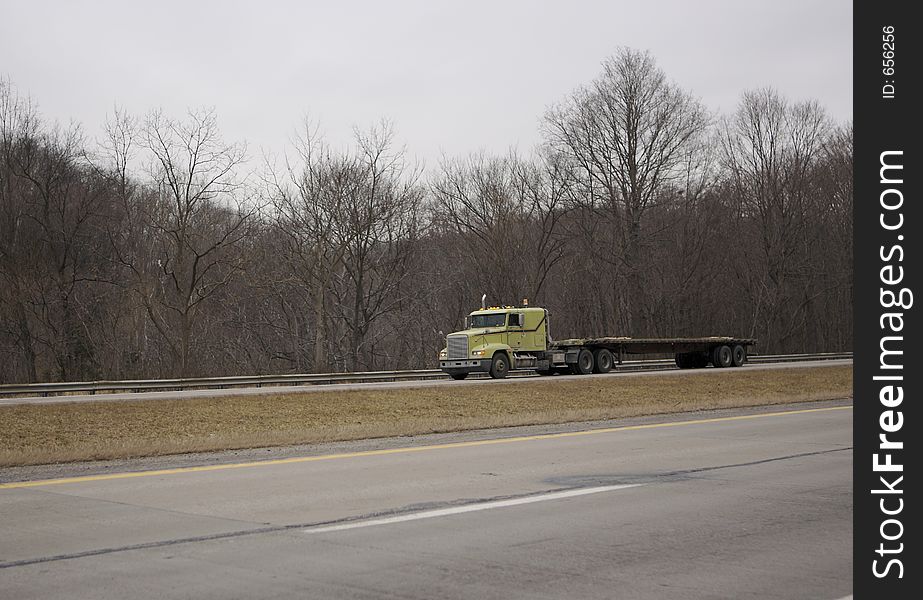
(0, 400), (852, 599)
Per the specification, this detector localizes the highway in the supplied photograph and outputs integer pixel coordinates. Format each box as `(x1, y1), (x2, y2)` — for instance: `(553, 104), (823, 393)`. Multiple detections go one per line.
(0, 400), (851, 599)
(0, 358), (851, 406)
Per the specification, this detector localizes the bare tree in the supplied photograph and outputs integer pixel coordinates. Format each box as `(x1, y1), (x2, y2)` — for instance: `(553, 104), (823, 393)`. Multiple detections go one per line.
(0, 81), (40, 381)
(720, 88), (832, 350)
(543, 48), (710, 333)
(808, 122), (853, 350)
(108, 108), (255, 377)
(328, 123), (423, 371)
(0, 80), (113, 381)
(265, 121), (350, 372)
(266, 121), (422, 372)
(431, 151), (567, 305)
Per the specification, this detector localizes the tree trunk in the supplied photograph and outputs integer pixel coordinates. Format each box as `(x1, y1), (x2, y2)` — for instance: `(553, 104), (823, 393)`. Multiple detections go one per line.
(313, 284), (327, 373)
(179, 313), (191, 377)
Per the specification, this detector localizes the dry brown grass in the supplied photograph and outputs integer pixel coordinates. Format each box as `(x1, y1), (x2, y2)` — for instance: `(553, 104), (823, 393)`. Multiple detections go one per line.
(0, 365), (852, 467)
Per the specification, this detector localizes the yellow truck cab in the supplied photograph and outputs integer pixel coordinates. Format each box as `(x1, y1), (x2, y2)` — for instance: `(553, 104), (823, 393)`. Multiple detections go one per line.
(438, 306), (548, 379)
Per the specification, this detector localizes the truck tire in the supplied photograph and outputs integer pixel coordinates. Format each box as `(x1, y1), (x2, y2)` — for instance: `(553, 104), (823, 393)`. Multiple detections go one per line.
(675, 352), (690, 369)
(489, 352), (510, 379)
(731, 344), (747, 367)
(571, 348), (594, 375)
(712, 345), (733, 368)
(449, 373), (468, 380)
(593, 349), (613, 373)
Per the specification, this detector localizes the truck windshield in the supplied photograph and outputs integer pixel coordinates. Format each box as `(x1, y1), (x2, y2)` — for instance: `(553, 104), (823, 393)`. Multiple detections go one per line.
(468, 314), (506, 328)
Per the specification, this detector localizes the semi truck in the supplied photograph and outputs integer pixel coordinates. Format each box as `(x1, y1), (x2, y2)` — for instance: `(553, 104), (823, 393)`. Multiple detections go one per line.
(438, 303), (756, 380)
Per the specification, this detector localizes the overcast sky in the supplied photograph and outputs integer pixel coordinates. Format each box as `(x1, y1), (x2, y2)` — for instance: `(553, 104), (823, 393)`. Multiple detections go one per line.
(1, 0), (851, 166)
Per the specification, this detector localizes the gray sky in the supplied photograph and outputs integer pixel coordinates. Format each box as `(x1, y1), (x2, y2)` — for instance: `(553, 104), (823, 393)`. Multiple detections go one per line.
(1, 0), (851, 165)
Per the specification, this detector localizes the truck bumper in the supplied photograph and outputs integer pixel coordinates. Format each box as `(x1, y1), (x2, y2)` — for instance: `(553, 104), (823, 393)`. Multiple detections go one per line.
(439, 359), (490, 375)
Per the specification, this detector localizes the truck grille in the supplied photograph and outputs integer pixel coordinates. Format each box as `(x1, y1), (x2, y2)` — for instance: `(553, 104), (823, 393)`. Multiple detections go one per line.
(447, 334), (468, 359)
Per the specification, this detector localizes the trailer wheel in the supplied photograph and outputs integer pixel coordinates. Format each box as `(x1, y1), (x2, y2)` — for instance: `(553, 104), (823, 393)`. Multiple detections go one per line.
(593, 349), (613, 373)
(489, 352), (510, 379)
(675, 353), (690, 369)
(731, 345), (747, 367)
(712, 345), (733, 368)
(449, 373), (468, 380)
(570, 348), (594, 375)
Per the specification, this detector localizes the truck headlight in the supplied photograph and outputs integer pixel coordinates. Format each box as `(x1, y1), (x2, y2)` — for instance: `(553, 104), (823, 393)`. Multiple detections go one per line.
(471, 350), (485, 357)
(439, 349), (447, 359)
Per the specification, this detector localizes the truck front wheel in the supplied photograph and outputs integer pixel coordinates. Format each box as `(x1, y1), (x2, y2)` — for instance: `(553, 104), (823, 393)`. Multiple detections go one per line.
(489, 353), (510, 379)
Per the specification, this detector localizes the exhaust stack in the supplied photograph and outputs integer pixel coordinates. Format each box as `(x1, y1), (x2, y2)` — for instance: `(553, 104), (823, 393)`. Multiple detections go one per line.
(481, 293), (487, 309)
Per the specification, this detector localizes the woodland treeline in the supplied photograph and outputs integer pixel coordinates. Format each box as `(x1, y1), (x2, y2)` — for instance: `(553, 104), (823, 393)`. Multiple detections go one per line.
(0, 49), (852, 383)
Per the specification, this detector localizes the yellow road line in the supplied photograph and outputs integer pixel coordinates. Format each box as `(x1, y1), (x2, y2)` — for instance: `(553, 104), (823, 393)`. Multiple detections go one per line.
(0, 405), (852, 490)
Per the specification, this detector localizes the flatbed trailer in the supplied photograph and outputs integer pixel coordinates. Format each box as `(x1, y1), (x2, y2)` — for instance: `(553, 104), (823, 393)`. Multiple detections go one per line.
(550, 336), (757, 373)
(438, 305), (757, 379)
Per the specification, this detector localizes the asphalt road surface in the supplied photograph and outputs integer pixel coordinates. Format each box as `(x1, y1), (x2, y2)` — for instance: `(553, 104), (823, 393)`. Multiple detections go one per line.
(0, 400), (852, 599)
(0, 358), (852, 406)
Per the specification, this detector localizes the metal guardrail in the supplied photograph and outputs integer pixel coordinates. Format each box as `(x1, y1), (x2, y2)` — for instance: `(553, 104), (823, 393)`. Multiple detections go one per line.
(0, 352), (853, 398)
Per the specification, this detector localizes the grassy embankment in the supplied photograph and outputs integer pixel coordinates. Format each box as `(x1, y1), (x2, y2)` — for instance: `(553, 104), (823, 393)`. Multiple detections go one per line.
(0, 365), (852, 467)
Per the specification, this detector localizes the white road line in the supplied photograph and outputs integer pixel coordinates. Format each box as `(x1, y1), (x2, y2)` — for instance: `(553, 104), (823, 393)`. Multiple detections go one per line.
(304, 484), (644, 534)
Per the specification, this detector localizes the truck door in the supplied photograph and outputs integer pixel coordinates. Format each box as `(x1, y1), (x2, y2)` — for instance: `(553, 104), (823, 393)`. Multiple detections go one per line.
(508, 312), (526, 350)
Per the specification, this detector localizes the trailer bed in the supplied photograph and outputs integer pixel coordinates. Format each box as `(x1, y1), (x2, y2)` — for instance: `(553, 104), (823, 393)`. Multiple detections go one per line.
(551, 336), (757, 355)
